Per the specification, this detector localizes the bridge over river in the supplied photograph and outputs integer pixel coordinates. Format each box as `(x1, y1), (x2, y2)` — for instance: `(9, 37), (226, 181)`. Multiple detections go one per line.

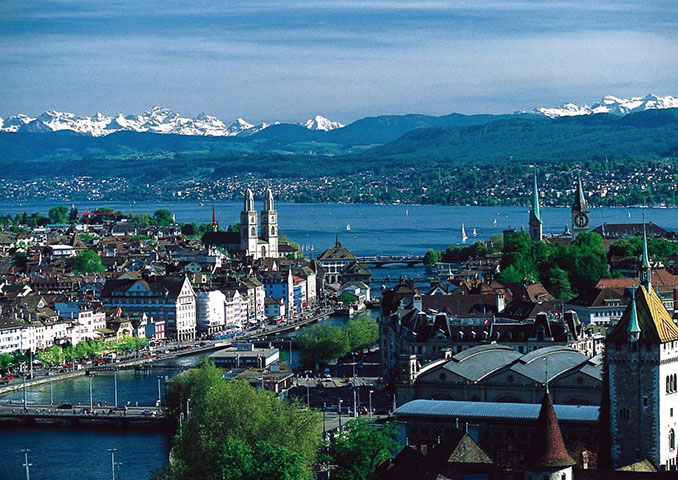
(356, 255), (424, 267)
(0, 403), (172, 429)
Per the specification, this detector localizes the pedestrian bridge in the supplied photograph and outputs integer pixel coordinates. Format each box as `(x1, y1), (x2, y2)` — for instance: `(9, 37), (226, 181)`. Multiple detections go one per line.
(0, 403), (173, 429)
(356, 255), (424, 267)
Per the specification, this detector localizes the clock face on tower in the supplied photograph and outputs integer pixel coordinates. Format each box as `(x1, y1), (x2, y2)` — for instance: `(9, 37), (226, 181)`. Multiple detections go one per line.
(574, 213), (589, 228)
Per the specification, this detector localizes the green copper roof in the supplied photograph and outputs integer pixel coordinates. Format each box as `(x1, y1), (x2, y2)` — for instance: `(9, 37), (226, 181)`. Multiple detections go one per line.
(627, 291), (641, 335)
(530, 171), (541, 222)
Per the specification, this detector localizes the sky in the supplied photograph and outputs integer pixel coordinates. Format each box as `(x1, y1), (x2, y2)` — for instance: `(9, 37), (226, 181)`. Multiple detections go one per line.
(1, 0), (677, 123)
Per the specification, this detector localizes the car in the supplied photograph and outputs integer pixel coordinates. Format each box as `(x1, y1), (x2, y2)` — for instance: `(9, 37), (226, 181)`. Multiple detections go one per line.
(57, 403), (72, 409)
(4, 374), (14, 380)
(140, 410), (153, 416)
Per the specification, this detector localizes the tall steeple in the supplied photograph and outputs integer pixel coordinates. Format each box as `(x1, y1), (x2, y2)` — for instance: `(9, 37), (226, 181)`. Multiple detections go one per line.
(261, 187), (278, 258)
(571, 173), (590, 238)
(211, 201), (218, 232)
(240, 187), (259, 258)
(529, 170), (543, 242)
(641, 215), (652, 292)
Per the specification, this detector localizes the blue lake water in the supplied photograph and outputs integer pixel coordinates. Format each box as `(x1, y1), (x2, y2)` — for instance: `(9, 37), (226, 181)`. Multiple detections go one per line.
(0, 201), (676, 256)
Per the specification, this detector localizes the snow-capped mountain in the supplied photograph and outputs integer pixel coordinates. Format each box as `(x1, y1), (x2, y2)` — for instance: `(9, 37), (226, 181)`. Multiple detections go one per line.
(0, 107), (344, 137)
(302, 115), (344, 131)
(527, 94), (678, 118)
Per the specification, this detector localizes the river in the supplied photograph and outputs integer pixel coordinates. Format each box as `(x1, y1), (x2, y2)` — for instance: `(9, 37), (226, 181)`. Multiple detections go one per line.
(0, 310), (382, 480)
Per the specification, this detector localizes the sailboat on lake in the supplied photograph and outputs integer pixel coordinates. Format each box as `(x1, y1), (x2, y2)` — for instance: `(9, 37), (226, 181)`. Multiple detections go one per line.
(461, 224), (468, 243)
(472, 227), (478, 237)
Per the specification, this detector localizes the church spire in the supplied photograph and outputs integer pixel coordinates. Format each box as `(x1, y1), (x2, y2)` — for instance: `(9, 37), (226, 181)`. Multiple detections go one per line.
(572, 173), (589, 213)
(528, 170), (543, 242)
(211, 201), (218, 232)
(244, 188), (255, 211)
(628, 287), (641, 342)
(641, 214), (652, 292)
(264, 187), (274, 211)
(530, 170), (541, 223)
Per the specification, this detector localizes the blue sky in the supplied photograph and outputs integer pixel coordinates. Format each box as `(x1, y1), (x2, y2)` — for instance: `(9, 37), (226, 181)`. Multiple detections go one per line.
(1, 0), (676, 123)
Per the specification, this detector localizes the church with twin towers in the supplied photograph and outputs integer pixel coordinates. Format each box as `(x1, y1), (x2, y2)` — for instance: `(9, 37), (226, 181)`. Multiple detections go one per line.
(240, 187), (279, 259)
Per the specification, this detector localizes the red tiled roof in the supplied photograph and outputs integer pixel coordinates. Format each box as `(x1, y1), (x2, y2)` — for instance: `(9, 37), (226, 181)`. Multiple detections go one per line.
(525, 392), (576, 469)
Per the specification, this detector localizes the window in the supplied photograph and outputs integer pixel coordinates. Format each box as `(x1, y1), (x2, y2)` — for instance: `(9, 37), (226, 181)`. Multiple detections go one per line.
(671, 430), (675, 450)
(620, 408), (630, 420)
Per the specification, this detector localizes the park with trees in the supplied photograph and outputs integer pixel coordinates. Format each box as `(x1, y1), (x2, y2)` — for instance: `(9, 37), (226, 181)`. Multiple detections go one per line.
(156, 361), (399, 480)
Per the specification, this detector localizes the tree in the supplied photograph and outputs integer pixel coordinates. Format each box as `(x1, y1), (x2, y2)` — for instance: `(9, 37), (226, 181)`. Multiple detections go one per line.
(423, 249), (440, 265)
(181, 223), (197, 236)
(345, 314), (379, 352)
(68, 205), (79, 223)
(72, 250), (105, 273)
(544, 266), (574, 300)
(227, 222), (241, 233)
(161, 361), (321, 480)
(0, 353), (12, 372)
(153, 209), (174, 226)
(324, 419), (401, 480)
(48, 205), (69, 224)
(296, 323), (350, 369)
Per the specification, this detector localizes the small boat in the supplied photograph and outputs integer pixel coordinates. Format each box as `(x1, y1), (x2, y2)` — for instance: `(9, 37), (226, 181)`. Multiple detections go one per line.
(346, 224), (351, 231)
(461, 224), (468, 242)
(628, 211), (631, 218)
(472, 227), (478, 237)
(406, 209), (409, 216)
(493, 219), (497, 226)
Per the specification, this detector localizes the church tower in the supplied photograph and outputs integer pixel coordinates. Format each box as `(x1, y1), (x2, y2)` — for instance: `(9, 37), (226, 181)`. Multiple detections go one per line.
(606, 282), (678, 470)
(529, 171), (543, 242)
(240, 188), (259, 258)
(571, 174), (590, 238)
(261, 187), (279, 258)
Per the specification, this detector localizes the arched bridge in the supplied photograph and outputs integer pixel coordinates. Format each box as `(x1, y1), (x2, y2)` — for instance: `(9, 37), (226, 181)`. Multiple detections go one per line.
(356, 255), (424, 267)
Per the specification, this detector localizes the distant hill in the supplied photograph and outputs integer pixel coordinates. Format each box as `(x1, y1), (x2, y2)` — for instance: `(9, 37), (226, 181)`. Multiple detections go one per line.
(370, 109), (678, 162)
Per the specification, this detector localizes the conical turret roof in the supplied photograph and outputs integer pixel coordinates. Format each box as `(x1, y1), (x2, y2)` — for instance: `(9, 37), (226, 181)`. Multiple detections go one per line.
(524, 392), (576, 469)
(572, 174), (589, 214)
(607, 286), (678, 344)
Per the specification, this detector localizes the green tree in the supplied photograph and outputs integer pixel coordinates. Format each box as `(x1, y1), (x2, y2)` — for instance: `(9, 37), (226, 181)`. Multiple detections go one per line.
(181, 223), (197, 236)
(48, 205), (70, 224)
(161, 362), (321, 480)
(0, 353), (12, 372)
(296, 323), (350, 368)
(345, 314), (379, 352)
(153, 209), (174, 226)
(324, 419), (401, 480)
(72, 250), (105, 273)
(69, 205), (79, 223)
(227, 222), (241, 233)
(423, 249), (440, 265)
(544, 266), (574, 300)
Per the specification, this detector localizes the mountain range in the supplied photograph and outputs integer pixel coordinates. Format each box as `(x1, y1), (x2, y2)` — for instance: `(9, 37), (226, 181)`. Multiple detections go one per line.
(0, 94), (675, 138)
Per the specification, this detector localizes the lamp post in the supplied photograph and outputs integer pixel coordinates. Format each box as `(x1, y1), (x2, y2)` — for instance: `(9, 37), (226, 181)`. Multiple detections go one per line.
(48, 371), (53, 406)
(338, 399), (343, 431)
(289, 339), (293, 370)
(353, 388), (357, 418)
(108, 448), (117, 480)
(306, 384), (310, 407)
(157, 376), (163, 406)
(369, 390), (374, 420)
(322, 402), (327, 440)
(186, 398), (191, 419)
(21, 449), (31, 480)
(89, 374), (94, 411)
(22, 375), (27, 411)
(113, 370), (118, 408)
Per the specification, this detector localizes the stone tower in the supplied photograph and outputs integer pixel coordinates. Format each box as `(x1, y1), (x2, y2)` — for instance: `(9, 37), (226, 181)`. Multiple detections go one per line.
(261, 187), (278, 258)
(606, 283), (678, 470)
(529, 171), (543, 242)
(523, 390), (576, 480)
(240, 188), (259, 258)
(571, 174), (590, 238)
